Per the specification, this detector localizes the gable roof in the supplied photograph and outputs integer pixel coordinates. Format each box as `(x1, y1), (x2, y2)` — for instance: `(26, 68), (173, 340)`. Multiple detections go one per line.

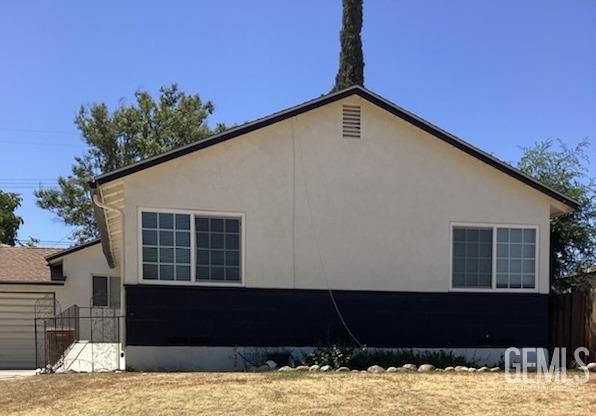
(45, 239), (101, 263)
(0, 246), (62, 284)
(91, 86), (579, 210)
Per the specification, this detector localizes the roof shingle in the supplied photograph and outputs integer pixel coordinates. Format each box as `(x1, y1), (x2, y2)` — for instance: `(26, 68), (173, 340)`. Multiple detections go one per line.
(0, 246), (61, 283)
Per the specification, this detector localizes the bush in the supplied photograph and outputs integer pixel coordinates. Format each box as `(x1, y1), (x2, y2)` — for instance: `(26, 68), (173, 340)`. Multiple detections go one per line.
(303, 345), (355, 368)
(303, 345), (478, 369)
(350, 348), (477, 370)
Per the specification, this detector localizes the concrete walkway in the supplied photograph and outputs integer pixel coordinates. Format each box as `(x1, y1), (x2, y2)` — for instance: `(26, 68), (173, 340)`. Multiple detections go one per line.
(0, 370), (36, 381)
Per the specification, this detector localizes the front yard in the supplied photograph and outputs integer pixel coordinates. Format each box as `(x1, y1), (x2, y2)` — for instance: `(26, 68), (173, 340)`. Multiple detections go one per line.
(1, 371), (594, 416)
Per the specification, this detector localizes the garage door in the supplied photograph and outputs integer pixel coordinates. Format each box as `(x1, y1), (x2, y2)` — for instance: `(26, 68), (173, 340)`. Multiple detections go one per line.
(0, 291), (55, 369)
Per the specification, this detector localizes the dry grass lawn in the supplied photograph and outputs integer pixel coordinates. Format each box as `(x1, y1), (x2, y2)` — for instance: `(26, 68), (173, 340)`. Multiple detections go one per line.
(1, 371), (595, 416)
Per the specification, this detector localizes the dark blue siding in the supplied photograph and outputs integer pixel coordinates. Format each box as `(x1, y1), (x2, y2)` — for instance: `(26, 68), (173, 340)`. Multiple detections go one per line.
(125, 285), (549, 348)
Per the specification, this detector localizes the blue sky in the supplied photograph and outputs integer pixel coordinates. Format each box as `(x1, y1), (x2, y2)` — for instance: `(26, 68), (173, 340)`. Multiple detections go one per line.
(0, 1), (594, 247)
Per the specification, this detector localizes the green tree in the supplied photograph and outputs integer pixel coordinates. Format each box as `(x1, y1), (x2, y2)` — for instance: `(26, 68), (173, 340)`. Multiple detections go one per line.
(332, 0), (365, 91)
(518, 139), (596, 291)
(0, 190), (24, 245)
(36, 84), (225, 241)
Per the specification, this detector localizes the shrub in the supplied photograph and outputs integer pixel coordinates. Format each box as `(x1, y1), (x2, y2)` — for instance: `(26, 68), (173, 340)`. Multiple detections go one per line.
(350, 348), (477, 370)
(303, 345), (355, 368)
(303, 345), (478, 369)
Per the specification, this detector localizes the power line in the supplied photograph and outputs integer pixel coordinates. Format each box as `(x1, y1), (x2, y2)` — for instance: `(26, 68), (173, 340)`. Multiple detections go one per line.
(0, 127), (79, 136)
(15, 239), (73, 247)
(0, 187), (59, 189)
(0, 139), (81, 147)
(0, 178), (62, 191)
(0, 180), (59, 185)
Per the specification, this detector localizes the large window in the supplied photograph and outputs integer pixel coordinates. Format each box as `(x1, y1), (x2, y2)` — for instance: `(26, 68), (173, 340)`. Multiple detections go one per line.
(452, 225), (537, 290)
(140, 210), (242, 284)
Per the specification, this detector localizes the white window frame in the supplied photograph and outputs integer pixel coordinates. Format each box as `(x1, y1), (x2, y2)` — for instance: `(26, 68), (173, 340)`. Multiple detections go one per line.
(91, 275), (111, 308)
(449, 222), (540, 293)
(138, 207), (245, 287)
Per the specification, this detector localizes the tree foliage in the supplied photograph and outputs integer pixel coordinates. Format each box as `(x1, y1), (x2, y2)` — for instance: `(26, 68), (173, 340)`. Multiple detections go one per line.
(518, 139), (596, 291)
(36, 84), (225, 241)
(332, 0), (364, 91)
(0, 190), (23, 245)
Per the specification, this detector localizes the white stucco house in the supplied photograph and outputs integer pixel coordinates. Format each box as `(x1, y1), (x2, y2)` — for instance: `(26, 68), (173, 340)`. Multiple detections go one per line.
(0, 86), (578, 370)
(0, 241), (116, 369)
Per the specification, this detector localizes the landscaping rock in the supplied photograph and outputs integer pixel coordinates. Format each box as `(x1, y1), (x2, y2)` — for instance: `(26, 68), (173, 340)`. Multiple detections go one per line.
(454, 366), (468, 372)
(418, 364), (435, 372)
(444, 367), (455, 372)
(295, 365), (310, 371)
(434, 368), (444, 372)
(396, 367), (408, 372)
(278, 366), (294, 372)
(587, 362), (596, 372)
(402, 364), (417, 371)
(477, 367), (489, 372)
(351, 370), (359, 373)
(386, 367), (398, 373)
(265, 360), (278, 369)
(320, 365), (332, 372)
(489, 367), (501, 372)
(367, 365), (385, 373)
(336, 367), (350, 372)
(308, 365), (320, 372)
(468, 368), (477, 373)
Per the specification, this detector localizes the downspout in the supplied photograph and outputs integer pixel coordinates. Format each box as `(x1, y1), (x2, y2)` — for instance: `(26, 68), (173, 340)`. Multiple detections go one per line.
(92, 192), (126, 370)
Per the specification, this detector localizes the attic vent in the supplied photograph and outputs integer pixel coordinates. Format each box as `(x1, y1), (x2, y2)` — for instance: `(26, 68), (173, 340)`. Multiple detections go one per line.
(342, 105), (361, 138)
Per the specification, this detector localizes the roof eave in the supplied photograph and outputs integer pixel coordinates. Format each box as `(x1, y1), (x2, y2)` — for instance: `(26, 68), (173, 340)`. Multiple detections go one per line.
(45, 239), (102, 263)
(90, 85), (580, 211)
(0, 280), (65, 286)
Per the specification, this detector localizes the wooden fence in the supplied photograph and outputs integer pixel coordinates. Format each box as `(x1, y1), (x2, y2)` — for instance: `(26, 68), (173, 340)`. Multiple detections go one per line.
(550, 289), (596, 363)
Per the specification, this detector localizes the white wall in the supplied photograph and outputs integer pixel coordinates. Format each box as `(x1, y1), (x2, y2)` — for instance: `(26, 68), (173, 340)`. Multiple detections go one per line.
(57, 341), (122, 372)
(55, 243), (117, 311)
(117, 97), (554, 293)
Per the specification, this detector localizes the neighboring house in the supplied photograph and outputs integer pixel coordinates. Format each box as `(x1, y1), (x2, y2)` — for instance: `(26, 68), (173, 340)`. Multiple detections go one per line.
(0, 241), (115, 369)
(0, 86), (579, 370)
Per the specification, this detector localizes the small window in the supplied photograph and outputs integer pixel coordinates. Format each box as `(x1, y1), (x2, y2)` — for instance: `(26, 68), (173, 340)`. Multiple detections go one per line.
(342, 105), (361, 138)
(50, 263), (65, 281)
(92, 276), (109, 307)
(196, 216), (241, 282)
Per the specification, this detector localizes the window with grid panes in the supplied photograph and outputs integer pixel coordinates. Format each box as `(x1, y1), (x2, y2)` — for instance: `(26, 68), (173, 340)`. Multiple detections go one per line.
(195, 217), (241, 281)
(141, 212), (192, 281)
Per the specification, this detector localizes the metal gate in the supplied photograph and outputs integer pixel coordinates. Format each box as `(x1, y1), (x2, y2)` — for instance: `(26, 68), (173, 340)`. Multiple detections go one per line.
(35, 305), (123, 372)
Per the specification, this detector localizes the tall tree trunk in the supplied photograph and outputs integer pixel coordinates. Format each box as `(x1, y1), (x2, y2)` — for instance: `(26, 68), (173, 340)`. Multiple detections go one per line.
(332, 0), (364, 91)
